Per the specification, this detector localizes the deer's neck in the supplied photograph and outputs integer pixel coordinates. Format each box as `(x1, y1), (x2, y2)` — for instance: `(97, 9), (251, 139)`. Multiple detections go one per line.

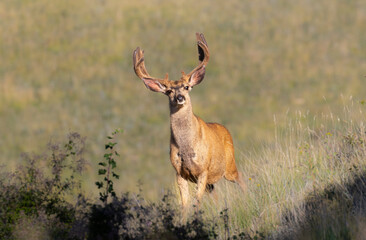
(170, 102), (198, 151)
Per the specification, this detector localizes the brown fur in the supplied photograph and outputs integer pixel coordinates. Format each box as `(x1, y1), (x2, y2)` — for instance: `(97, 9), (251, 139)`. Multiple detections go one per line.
(133, 33), (246, 208)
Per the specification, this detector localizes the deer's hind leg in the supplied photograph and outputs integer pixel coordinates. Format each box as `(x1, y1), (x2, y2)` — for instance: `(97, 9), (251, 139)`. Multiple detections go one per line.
(224, 163), (246, 190)
(206, 184), (218, 203)
(224, 166), (247, 193)
(224, 149), (247, 193)
(223, 135), (247, 193)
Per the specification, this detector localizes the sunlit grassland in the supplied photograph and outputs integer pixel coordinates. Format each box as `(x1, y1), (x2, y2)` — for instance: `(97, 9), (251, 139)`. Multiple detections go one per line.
(1, 0), (366, 203)
(196, 100), (366, 237)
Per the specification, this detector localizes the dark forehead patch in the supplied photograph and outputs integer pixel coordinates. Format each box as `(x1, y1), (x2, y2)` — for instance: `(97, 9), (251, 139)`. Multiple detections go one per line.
(171, 80), (184, 89)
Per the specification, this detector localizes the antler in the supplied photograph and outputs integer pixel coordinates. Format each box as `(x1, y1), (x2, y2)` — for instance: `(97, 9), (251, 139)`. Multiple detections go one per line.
(133, 47), (170, 92)
(186, 33), (210, 78)
(134, 47), (167, 80)
(133, 33), (209, 89)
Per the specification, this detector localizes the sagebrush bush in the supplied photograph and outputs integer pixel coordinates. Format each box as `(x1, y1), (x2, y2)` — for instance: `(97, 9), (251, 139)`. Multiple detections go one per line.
(0, 132), (86, 239)
(87, 191), (218, 240)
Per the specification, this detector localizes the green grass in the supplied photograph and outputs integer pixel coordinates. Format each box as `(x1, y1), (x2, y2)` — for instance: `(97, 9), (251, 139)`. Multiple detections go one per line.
(1, 1), (366, 236)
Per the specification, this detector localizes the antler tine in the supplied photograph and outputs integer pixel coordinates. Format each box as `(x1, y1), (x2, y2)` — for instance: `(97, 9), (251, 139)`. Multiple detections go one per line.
(187, 33), (210, 77)
(133, 47), (152, 80)
(196, 33), (209, 64)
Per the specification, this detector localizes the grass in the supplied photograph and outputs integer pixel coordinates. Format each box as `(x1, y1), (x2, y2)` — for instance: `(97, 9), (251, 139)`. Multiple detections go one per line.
(1, 102), (366, 239)
(184, 99), (366, 238)
(1, 0), (366, 238)
(1, 0), (366, 199)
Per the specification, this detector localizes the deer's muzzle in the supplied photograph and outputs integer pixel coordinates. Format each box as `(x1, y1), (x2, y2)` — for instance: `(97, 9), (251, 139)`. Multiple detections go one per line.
(176, 94), (185, 105)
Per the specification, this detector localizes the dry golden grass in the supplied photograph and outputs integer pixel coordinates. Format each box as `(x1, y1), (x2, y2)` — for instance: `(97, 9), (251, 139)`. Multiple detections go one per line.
(175, 99), (366, 237)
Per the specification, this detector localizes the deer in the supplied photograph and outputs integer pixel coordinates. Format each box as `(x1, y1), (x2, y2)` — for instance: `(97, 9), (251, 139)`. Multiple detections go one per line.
(133, 33), (246, 208)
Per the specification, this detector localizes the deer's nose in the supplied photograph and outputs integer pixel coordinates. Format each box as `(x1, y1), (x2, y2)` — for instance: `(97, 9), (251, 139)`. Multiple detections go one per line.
(176, 94), (185, 104)
(177, 95), (184, 101)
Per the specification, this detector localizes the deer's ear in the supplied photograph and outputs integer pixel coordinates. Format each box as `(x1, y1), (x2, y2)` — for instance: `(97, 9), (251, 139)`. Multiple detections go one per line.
(189, 66), (205, 87)
(142, 78), (166, 92)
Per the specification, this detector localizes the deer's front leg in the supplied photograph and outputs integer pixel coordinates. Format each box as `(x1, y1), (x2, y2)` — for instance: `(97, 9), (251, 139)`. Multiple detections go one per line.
(170, 143), (188, 208)
(195, 171), (208, 206)
(177, 174), (189, 208)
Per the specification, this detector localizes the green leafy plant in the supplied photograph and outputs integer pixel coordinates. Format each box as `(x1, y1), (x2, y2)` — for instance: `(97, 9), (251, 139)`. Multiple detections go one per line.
(95, 129), (122, 203)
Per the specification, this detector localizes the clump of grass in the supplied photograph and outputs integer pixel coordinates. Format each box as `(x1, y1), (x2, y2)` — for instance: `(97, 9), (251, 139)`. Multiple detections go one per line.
(271, 120), (366, 239)
(275, 168), (366, 240)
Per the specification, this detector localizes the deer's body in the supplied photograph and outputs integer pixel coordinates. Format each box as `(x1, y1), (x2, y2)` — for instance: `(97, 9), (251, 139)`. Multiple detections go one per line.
(133, 33), (246, 208)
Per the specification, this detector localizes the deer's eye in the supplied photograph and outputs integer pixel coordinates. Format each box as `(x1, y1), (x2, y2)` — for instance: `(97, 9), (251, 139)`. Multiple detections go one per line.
(165, 90), (172, 95)
(184, 86), (189, 90)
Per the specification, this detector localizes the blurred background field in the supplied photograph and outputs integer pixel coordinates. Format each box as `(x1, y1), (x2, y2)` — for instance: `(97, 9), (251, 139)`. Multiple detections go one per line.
(1, 0), (366, 202)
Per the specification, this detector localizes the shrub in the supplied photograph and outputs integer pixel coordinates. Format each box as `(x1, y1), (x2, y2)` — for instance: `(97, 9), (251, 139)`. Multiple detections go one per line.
(87, 191), (218, 240)
(0, 132), (86, 239)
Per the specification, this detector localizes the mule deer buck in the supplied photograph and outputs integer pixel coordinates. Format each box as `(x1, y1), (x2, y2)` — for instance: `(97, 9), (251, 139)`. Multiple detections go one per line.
(133, 33), (246, 208)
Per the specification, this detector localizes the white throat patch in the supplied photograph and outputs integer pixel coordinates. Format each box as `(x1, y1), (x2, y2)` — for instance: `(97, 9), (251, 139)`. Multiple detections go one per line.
(177, 99), (185, 105)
